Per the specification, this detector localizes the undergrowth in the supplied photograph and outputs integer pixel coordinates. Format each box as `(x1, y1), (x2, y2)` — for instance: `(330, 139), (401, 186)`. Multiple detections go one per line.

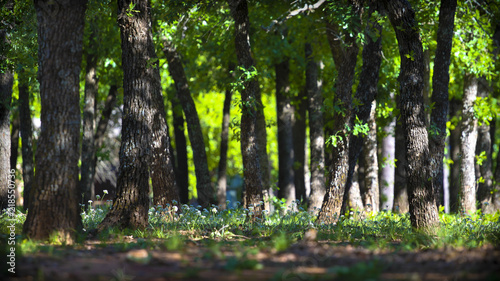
(1, 198), (499, 251)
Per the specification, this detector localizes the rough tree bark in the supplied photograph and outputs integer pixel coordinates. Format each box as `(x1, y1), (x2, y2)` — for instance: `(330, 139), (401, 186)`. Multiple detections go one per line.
(163, 41), (213, 207)
(382, 0), (439, 231)
(23, 0), (87, 242)
(306, 43), (326, 213)
(317, 1), (361, 223)
(228, 0), (264, 214)
(342, 8), (382, 215)
(18, 71), (35, 211)
(429, 0), (457, 209)
(362, 101), (379, 212)
(0, 44), (13, 212)
(459, 74), (478, 214)
(98, 0), (176, 231)
(276, 58), (296, 205)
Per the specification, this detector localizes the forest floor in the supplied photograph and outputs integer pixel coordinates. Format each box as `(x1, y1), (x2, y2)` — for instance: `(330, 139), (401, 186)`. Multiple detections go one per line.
(7, 236), (500, 281)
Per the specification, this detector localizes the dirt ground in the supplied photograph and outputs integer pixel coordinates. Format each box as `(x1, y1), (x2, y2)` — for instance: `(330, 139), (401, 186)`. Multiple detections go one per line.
(6, 238), (500, 281)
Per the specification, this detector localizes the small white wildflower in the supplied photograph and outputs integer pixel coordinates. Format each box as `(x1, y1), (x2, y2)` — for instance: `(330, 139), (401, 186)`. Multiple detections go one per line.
(212, 207), (217, 214)
(173, 206), (178, 212)
(88, 200), (93, 204)
(96, 195), (101, 200)
(103, 190), (108, 195)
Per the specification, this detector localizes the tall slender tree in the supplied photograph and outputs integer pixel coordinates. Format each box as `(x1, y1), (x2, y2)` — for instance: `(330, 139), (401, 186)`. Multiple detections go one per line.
(171, 97), (189, 204)
(306, 43), (326, 213)
(23, 0), (87, 242)
(317, 0), (361, 223)
(80, 27), (99, 207)
(429, 0), (457, 209)
(382, 0), (439, 231)
(342, 6), (383, 215)
(217, 64), (235, 209)
(163, 41), (213, 207)
(0, 46), (13, 213)
(18, 71), (35, 210)
(228, 0), (264, 213)
(276, 57), (296, 205)
(459, 73), (478, 214)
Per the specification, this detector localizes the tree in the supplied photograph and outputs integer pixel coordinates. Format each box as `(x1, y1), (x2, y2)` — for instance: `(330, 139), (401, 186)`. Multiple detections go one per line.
(429, 0), (457, 209)
(18, 71), (35, 210)
(448, 96), (461, 213)
(276, 55), (296, 205)
(23, 0), (87, 242)
(476, 78), (494, 213)
(80, 26), (99, 207)
(362, 101), (379, 212)
(98, 0), (176, 231)
(228, 0), (264, 213)
(393, 94), (409, 213)
(343, 5), (383, 214)
(293, 90), (307, 203)
(459, 74), (478, 214)
(163, 41), (213, 207)
(171, 97), (189, 205)
(317, 0), (361, 223)
(306, 42), (325, 213)
(0, 31), (13, 212)
(217, 64), (235, 209)
(382, 0), (439, 231)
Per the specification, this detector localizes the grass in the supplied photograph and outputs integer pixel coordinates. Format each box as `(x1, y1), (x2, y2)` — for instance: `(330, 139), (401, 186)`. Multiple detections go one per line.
(1, 199), (499, 252)
(1, 199), (499, 280)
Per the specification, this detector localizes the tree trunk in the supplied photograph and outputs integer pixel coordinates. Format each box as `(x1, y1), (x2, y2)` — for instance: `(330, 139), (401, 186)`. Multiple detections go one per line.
(98, 0), (160, 231)
(476, 78), (494, 213)
(362, 101), (380, 213)
(459, 73), (478, 214)
(217, 64), (234, 209)
(293, 90), (307, 203)
(23, 0), (87, 242)
(317, 5), (361, 223)
(171, 97), (189, 205)
(393, 97), (409, 213)
(343, 10), (382, 215)
(380, 118), (395, 211)
(80, 28), (98, 207)
(306, 43), (326, 213)
(228, 0), (264, 214)
(449, 97), (462, 213)
(10, 105), (19, 171)
(429, 0), (457, 209)
(276, 58), (296, 205)
(95, 85), (118, 149)
(18, 71), (35, 211)
(150, 72), (179, 209)
(163, 41), (213, 207)
(0, 59), (13, 213)
(383, 0), (439, 231)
